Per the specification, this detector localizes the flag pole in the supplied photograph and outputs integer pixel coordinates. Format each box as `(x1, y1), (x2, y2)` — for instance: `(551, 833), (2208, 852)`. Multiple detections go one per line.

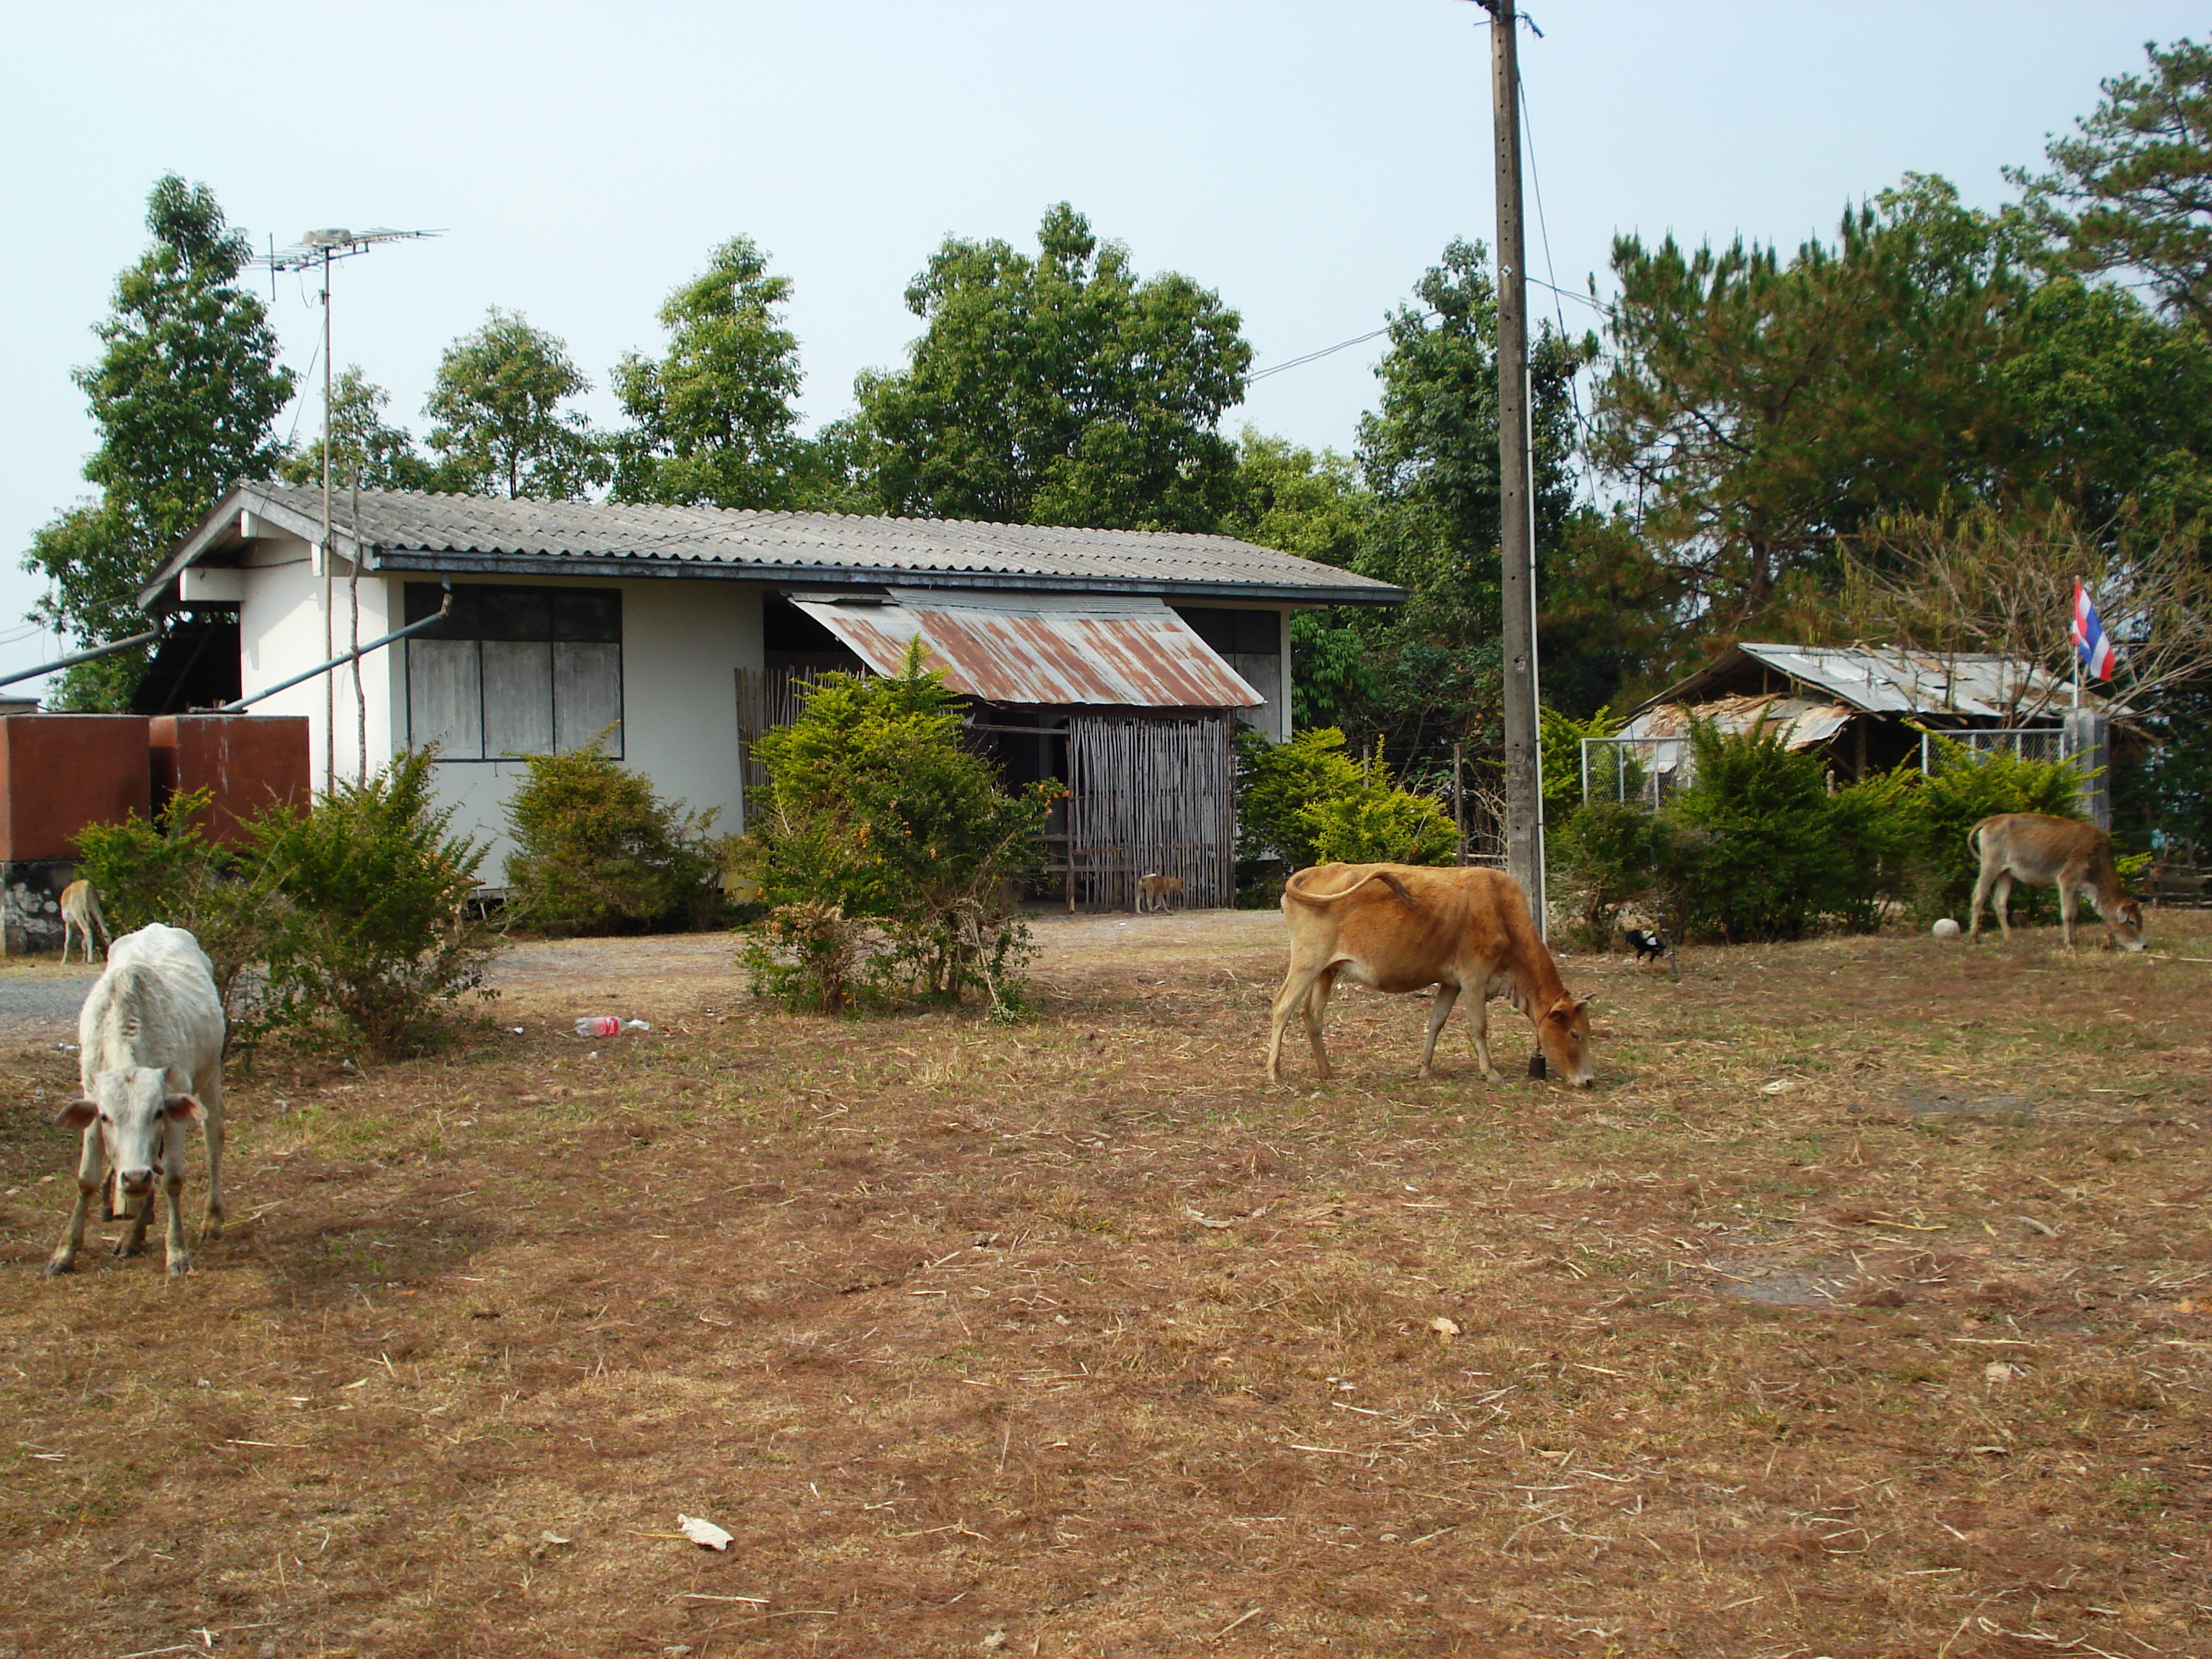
(2070, 578), (2082, 711)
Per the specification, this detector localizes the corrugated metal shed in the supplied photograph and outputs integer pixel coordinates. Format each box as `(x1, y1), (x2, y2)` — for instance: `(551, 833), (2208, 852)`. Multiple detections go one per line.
(1620, 693), (1856, 754)
(145, 484), (1405, 610)
(793, 590), (1263, 709)
(1633, 643), (2077, 722)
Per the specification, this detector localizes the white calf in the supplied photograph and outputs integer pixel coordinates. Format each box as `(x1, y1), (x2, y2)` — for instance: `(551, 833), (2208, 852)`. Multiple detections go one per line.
(48, 924), (228, 1277)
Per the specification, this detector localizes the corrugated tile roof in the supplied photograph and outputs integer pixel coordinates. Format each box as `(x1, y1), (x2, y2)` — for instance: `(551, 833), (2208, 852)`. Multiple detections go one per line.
(146, 484), (1403, 608)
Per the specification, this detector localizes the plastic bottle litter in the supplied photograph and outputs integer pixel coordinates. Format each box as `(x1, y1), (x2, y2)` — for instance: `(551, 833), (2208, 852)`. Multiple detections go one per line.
(573, 1016), (651, 1038)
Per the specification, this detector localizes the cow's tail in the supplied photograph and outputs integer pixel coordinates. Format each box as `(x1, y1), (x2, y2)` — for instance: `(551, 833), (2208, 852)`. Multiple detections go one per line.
(1283, 868), (1414, 909)
(1966, 820), (1985, 863)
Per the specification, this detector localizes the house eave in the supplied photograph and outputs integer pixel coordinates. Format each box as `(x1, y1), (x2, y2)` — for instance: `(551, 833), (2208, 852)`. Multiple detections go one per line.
(364, 549), (1405, 607)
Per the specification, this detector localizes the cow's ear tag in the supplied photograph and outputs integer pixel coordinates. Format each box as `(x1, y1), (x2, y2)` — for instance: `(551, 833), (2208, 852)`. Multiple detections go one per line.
(1527, 1053), (1547, 1080)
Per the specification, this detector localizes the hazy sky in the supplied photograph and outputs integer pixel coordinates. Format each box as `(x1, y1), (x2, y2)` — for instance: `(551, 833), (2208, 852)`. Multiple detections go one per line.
(1, 1), (2200, 691)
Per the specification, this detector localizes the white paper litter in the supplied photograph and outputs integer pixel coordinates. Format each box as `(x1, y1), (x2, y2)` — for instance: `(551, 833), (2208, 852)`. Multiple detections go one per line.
(678, 1514), (733, 1550)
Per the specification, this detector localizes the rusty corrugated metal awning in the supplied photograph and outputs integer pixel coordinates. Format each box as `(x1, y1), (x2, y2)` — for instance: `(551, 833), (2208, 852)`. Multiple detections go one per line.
(791, 590), (1264, 709)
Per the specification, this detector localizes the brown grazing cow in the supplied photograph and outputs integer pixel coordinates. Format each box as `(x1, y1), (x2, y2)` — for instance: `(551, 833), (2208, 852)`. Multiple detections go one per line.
(1267, 862), (1595, 1087)
(1968, 812), (2146, 953)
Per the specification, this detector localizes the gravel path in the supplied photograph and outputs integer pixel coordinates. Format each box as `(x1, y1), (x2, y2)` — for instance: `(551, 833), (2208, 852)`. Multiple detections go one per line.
(0, 907), (1289, 1032)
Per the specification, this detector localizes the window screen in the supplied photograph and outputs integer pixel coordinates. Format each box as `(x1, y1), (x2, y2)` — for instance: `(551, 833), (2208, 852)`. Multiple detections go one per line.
(1172, 607), (1281, 656)
(405, 584), (622, 759)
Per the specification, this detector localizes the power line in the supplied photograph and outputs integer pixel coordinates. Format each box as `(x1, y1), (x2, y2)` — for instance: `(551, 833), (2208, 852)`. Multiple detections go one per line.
(1246, 325), (1393, 384)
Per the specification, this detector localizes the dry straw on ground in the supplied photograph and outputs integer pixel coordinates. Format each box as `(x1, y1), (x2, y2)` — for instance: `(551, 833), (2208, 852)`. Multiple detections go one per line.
(1, 908), (2206, 1657)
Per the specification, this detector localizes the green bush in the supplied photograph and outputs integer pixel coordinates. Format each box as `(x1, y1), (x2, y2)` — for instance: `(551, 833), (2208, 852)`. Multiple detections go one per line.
(737, 644), (1053, 1015)
(71, 787), (275, 1018)
(1235, 724), (1360, 870)
(1823, 764), (1920, 933)
(1661, 718), (1841, 942)
(1550, 798), (1669, 949)
(1237, 724), (1456, 871)
(251, 750), (494, 1059)
(1298, 775), (1457, 866)
(503, 739), (725, 935)
(1540, 703), (1630, 820)
(1542, 723), (2092, 947)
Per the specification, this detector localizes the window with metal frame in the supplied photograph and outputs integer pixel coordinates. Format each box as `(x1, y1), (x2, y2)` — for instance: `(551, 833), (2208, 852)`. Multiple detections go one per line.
(403, 583), (622, 760)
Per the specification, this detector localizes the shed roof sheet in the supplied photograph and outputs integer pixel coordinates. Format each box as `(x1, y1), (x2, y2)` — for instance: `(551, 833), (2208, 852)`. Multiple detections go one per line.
(1621, 693), (1856, 755)
(795, 591), (1263, 709)
(1635, 643), (2077, 721)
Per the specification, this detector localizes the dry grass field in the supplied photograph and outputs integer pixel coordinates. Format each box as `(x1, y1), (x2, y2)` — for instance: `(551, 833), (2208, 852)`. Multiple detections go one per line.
(1, 907), (2207, 1659)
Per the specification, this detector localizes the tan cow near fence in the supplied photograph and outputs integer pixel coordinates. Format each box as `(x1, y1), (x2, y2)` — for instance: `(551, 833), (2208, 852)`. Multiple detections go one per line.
(59, 879), (108, 963)
(1968, 813), (2146, 954)
(1267, 862), (1595, 1087)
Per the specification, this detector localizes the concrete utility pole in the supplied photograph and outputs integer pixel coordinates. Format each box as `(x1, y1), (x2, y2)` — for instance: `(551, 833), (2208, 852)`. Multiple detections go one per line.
(1484, 0), (1546, 932)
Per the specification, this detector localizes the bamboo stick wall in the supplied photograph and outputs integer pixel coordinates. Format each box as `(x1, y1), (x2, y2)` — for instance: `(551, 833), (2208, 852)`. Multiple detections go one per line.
(1064, 711), (1236, 911)
(735, 665), (815, 801)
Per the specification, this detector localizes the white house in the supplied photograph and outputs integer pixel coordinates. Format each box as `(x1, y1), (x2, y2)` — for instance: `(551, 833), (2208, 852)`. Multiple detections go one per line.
(140, 484), (1402, 908)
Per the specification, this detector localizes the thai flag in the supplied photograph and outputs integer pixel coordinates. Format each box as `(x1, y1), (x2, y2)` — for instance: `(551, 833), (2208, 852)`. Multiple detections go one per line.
(2072, 579), (2118, 681)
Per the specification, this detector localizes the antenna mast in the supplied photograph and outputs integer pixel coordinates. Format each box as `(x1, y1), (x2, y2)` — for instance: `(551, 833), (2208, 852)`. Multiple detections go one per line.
(261, 227), (440, 788)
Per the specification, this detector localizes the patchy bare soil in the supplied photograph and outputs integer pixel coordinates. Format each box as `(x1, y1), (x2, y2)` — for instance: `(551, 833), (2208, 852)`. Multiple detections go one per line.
(1, 907), (2207, 1659)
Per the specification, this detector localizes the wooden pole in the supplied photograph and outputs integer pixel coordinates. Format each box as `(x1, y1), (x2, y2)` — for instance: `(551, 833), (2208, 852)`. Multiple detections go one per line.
(1486, 0), (1545, 934)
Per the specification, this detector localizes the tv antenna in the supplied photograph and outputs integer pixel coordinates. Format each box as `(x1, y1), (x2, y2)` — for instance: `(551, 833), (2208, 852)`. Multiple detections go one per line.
(259, 226), (441, 786)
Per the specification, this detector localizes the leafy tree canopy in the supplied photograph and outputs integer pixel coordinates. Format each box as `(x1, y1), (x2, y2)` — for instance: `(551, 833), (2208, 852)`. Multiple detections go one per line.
(857, 203), (1251, 531)
(2013, 37), (2212, 328)
(425, 308), (607, 500)
(23, 174), (296, 707)
(279, 367), (438, 492)
(1591, 177), (2026, 643)
(611, 236), (808, 509)
(1264, 240), (1593, 763)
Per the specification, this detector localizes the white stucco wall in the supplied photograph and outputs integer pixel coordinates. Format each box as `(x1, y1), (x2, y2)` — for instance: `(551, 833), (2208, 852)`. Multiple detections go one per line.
(236, 534), (392, 786)
(236, 557), (765, 881)
(415, 576), (760, 878)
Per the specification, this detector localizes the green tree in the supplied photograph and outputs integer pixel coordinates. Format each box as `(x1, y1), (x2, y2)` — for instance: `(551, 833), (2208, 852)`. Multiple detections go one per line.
(425, 308), (607, 500)
(279, 367), (437, 491)
(2013, 37), (2212, 329)
(1282, 240), (1592, 759)
(1224, 431), (1371, 567)
(1997, 275), (2212, 526)
(23, 175), (297, 708)
(857, 203), (1251, 531)
(611, 236), (808, 508)
(1591, 178), (2026, 646)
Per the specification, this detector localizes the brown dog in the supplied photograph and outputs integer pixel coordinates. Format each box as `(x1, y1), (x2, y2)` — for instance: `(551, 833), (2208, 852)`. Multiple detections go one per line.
(1136, 871), (1184, 914)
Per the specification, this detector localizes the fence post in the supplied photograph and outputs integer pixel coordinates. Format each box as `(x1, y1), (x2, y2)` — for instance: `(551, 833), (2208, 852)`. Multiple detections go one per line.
(2062, 709), (2111, 831)
(1454, 742), (1467, 865)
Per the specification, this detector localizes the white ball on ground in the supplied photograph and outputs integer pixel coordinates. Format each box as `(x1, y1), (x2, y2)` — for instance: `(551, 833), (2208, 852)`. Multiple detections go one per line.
(1931, 917), (1962, 938)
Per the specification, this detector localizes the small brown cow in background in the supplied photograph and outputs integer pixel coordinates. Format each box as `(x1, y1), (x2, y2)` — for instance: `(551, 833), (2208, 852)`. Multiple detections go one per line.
(1968, 813), (2146, 954)
(60, 879), (108, 964)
